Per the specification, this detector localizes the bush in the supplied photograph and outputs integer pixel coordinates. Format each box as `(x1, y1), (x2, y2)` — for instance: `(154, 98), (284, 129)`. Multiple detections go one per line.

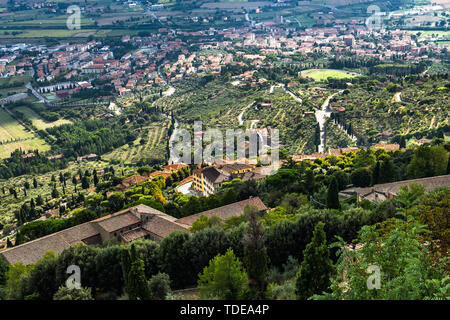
(149, 273), (171, 300)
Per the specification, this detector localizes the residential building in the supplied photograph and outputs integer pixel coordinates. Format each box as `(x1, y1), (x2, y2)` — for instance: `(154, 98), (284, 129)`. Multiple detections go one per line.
(193, 163), (264, 196)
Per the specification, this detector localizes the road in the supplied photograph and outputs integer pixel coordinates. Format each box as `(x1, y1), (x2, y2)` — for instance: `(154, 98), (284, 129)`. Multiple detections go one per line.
(281, 84), (302, 103)
(26, 82), (49, 103)
(237, 101), (255, 126)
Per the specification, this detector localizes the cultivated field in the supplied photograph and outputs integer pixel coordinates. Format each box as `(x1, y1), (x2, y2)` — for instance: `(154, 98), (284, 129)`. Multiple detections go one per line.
(103, 121), (169, 164)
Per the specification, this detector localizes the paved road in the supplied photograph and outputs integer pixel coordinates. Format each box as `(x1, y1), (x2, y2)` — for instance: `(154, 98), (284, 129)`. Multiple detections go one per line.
(26, 82), (49, 103)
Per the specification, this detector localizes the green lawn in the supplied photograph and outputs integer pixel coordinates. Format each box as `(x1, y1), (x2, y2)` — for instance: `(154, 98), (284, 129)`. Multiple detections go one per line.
(301, 69), (360, 81)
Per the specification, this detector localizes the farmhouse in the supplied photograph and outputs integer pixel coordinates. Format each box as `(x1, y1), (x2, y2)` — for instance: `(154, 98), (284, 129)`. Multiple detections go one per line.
(0, 197), (267, 266)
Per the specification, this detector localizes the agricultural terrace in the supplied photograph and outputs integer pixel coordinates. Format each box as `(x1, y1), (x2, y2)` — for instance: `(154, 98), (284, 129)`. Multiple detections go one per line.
(103, 120), (170, 164)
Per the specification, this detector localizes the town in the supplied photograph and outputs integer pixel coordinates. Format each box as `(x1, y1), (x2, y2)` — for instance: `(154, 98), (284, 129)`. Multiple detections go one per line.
(0, 0), (448, 306)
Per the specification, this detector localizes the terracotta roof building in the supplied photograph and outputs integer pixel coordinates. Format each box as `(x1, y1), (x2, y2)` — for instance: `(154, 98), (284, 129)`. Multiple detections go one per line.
(193, 163), (264, 196)
(176, 197), (268, 226)
(1, 198), (267, 265)
(340, 174), (450, 202)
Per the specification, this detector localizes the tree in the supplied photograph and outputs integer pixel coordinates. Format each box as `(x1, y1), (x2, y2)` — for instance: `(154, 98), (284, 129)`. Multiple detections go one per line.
(326, 177), (340, 209)
(406, 145), (448, 179)
(51, 186), (59, 199)
(53, 286), (93, 300)
(72, 176), (77, 192)
(4, 262), (34, 299)
(190, 215), (222, 233)
(295, 222), (333, 300)
(447, 158), (450, 174)
(158, 230), (192, 288)
(317, 218), (449, 300)
(305, 168), (315, 195)
(93, 170), (99, 186)
(243, 205), (269, 300)
(372, 161), (380, 185)
(399, 136), (406, 149)
(108, 192), (125, 212)
(185, 226), (229, 278)
(198, 248), (248, 300)
(0, 256), (8, 286)
(379, 158), (396, 184)
(25, 251), (58, 300)
(351, 168), (372, 187)
(411, 188), (450, 256)
(148, 272), (171, 300)
(81, 176), (90, 189)
(122, 244), (151, 300)
(36, 195), (43, 206)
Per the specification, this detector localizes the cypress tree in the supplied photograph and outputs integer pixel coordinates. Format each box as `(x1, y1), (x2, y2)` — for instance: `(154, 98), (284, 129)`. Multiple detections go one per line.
(81, 176), (89, 189)
(380, 159), (396, 184)
(33, 177), (38, 188)
(51, 186), (59, 199)
(372, 161), (380, 185)
(305, 169), (315, 195)
(72, 176), (77, 192)
(243, 205), (269, 300)
(122, 244), (150, 300)
(93, 171), (99, 186)
(399, 135), (406, 149)
(326, 177), (340, 209)
(295, 222), (333, 300)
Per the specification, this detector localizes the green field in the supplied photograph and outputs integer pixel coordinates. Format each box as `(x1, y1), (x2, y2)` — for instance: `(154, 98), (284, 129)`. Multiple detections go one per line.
(0, 138), (50, 159)
(406, 30), (450, 39)
(16, 107), (72, 130)
(0, 109), (51, 159)
(301, 69), (360, 81)
(0, 29), (98, 38)
(0, 109), (34, 142)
